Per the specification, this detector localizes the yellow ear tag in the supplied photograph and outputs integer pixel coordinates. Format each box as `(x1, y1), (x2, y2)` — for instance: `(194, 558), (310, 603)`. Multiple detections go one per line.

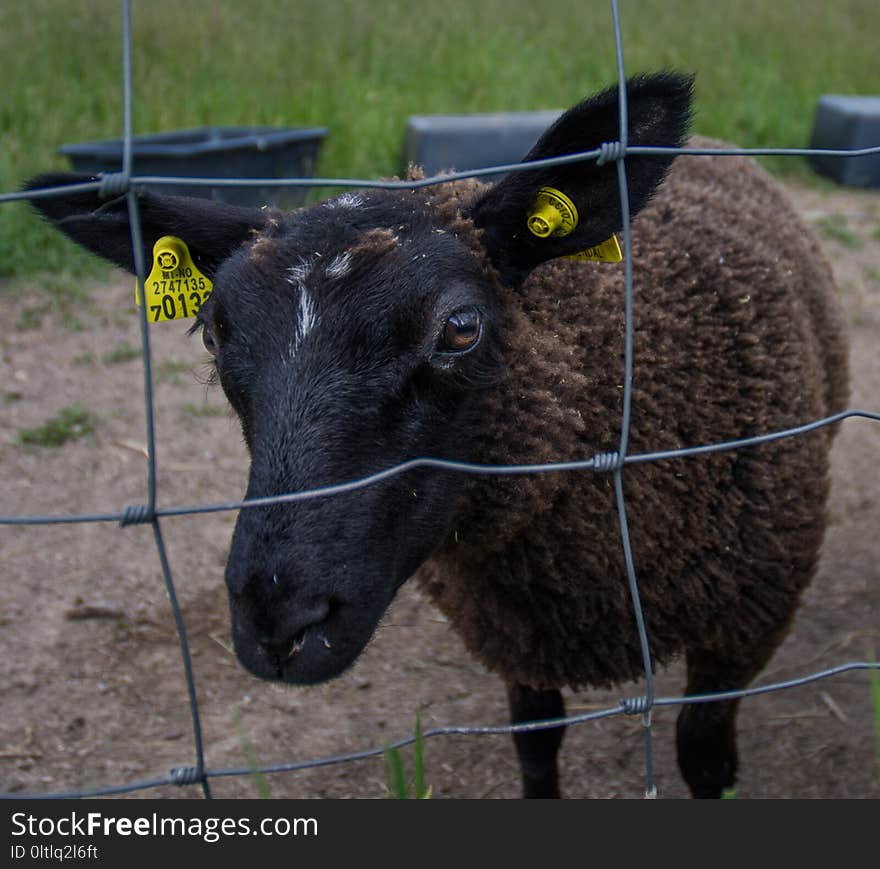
(135, 236), (213, 322)
(564, 234), (623, 263)
(527, 187), (579, 238)
(527, 188), (621, 262)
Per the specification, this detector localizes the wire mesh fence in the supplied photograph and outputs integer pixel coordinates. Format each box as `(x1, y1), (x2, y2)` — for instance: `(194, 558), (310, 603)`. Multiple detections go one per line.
(1, 0), (879, 799)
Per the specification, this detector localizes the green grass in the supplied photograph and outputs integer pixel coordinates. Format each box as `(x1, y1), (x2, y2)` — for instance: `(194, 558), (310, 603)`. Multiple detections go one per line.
(384, 712), (431, 799)
(15, 302), (50, 330)
(154, 359), (195, 385)
(234, 721), (273, 799)
(1, 0), (878, 284)
(815, 214), (863, 249)
(18, 402), (98, 447)
(180, 401), (227, 418)
(101, 341), (141, 364)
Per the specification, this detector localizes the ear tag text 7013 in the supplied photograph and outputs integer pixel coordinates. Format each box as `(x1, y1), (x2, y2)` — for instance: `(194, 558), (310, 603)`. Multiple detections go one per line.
(526, 186), (622, 263)
(135, 236), (213, 322)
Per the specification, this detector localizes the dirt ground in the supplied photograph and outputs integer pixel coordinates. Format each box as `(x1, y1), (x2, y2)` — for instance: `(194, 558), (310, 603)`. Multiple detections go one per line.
(1, 179), (879, 800)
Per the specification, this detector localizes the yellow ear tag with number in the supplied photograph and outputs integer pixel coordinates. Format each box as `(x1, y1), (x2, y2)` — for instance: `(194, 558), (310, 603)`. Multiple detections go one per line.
(526, 186), (622, 263)
(135, 236), (213, 322)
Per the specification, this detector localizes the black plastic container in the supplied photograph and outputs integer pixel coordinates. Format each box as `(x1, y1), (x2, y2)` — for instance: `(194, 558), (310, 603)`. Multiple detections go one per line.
(809, 95), (880, 188)
(403, 110), (562, 180)
(59, 126), (328, 207)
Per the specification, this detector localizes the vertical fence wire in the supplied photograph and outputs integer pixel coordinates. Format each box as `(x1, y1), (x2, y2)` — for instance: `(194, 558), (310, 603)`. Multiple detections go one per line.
(120, 0), (212, 799)
(608, 0), (658, 798)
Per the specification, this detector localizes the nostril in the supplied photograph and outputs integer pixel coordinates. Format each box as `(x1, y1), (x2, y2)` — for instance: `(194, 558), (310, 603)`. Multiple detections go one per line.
(298, 597), (332, 626)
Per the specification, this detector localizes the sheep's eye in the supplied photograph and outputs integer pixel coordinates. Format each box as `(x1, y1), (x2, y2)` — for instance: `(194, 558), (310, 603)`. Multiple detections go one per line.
(440, 308), (482, 352)
(202, 326), (218, 356)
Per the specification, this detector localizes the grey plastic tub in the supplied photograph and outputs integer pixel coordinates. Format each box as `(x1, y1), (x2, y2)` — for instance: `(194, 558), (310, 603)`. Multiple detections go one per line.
(403, 110), (562, 180)
(59, 126), (328, 207)
(809, 95), (880, 188)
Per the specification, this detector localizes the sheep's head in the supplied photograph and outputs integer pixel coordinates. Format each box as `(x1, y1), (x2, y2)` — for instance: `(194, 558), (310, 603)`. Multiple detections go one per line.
(26, 72), (692, 684)
(197, 188), (509, 683)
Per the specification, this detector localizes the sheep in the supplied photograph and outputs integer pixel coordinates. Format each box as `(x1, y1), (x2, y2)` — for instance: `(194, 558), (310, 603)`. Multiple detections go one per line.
(26, 72), (850, 798)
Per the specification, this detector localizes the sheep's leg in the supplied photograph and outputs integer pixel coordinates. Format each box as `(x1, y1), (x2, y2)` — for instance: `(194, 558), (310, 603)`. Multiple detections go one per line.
(677, 633), (784, 798)
(676, 680), (740, 798)
(506, 683), (566, 798)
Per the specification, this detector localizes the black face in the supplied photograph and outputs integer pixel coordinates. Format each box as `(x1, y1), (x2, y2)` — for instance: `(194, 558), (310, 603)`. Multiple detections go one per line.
(194, 190), (503, 683)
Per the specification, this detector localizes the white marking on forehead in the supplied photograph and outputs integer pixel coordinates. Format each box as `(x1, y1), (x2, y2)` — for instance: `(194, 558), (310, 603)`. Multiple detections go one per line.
(284, 256), (320, 359)
(298, 288), (317, 341)
(325, 251), (352, 279)
(286, 256), (315, 286)
(289, 287), (318, 360)
(324, 192), (365, 209)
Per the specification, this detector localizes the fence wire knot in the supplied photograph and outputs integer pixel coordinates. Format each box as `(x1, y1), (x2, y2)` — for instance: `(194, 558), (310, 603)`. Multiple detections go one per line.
(592, 451), (624, 473)
(119, 504), (154, 527)
(596, 140), (627, 165)
(97, 171), (130, 198)
(621, 695), (652, 715)
(170, 766), (202, 786)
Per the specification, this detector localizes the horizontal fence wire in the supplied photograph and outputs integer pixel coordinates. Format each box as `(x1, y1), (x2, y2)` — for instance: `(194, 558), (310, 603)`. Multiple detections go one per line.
(1, 0), (879, 799)
(7, 662), (876, 801)
(4, 409), (880, 527)
(6, 142), (880, 206)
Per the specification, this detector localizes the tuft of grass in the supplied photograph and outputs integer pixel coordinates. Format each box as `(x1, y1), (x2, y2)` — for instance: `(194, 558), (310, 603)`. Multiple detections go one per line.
(101, 341), (141, 365)
(154, 359), (193, 385)
(5, 278), (96, 332)
(815, 214), (862, 249)
(18, 402), (98, 447)
(234, 716), (273, 799)
(181, 401), (227, 418)
(15, 303), (49, 330)
(384, 712), (431, 799)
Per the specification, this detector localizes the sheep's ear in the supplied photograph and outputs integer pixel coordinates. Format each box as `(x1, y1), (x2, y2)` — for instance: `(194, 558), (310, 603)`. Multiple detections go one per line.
(25, 172), (269, 277)
(467, 72), (693, 285)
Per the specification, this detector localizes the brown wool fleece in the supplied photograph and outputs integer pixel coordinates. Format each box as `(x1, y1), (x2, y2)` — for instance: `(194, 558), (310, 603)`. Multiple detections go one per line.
(412, 139), (850, 691)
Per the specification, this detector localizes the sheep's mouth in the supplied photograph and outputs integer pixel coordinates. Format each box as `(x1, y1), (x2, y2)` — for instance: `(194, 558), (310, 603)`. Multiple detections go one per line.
(230, 601), (381, 686)
(272, 625), (343, 681)
(283, 626), (336, 660)
(281, 628), (308, 661)
(274, 629), (367, 685)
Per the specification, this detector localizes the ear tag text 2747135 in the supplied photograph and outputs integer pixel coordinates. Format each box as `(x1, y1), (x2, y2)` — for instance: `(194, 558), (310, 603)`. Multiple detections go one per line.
(526, 187), (622, 263)
(135, 236), (213, 322)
